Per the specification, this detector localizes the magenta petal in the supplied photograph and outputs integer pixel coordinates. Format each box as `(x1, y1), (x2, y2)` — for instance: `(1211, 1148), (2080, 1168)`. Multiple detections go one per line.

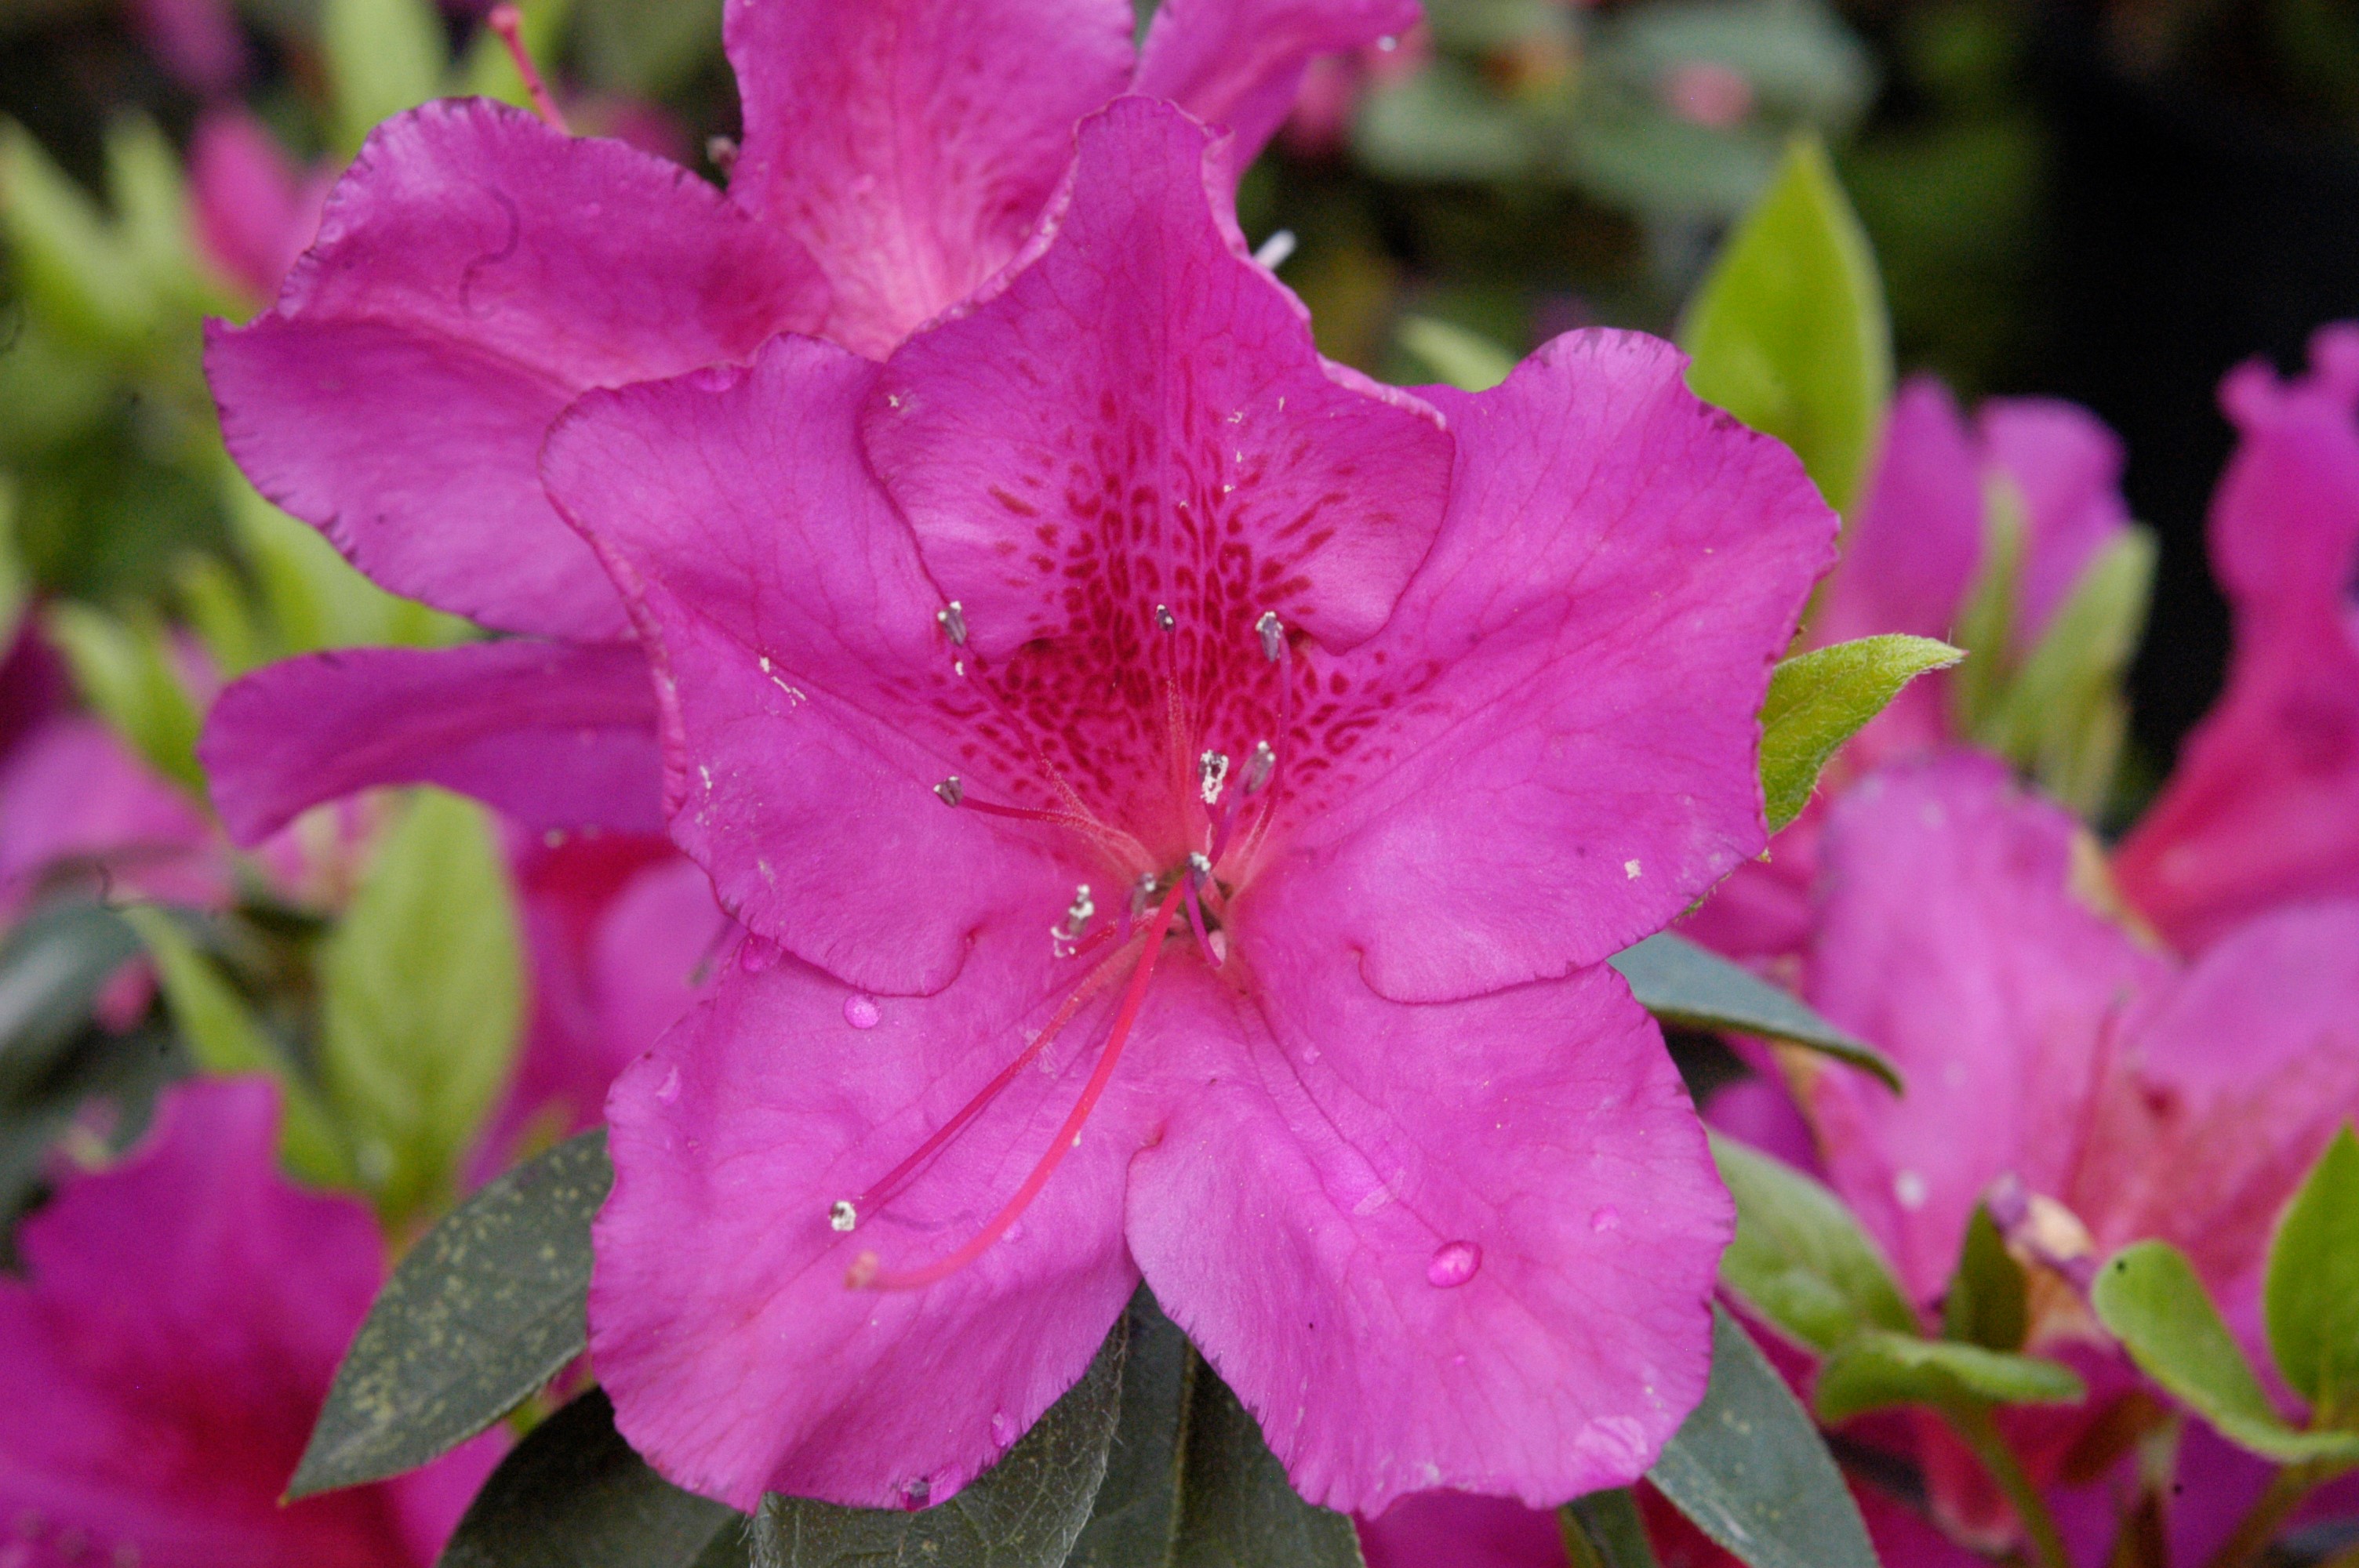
(0, 1077), (500, 1567)
(0, 717), (225, 913)
(1813, 376), (1981, 650)
(588, 932), (1143, 1511)
(1802, 753), (2168, 1301)
(1357, 1490), (1568, 1568)
(725, 0), (1135, 357)
(198, 641), (663, 846)
(1977, 397), (2131, 644)
(190, 108), (325, 303)
(1125, 959), (1727, 1514)
(545, 333), (1074, 996)
(1247, 330), (1835, 1004)
(1132, 0), (1421, 168)
(207, 100), (827, 640)
(867, 97), (1452, 663)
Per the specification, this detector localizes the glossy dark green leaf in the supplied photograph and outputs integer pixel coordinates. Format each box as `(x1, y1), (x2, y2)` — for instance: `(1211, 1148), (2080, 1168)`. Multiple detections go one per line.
(1712, 1134), (1917, 1355)
(1646, 1305), (1877, 1568)
(1677, 134), (1892, 515)
(1941, 1204), (2027, 1353)
(1759, 636), (1962, 831)
(1612, 934), (1900, 1092)
(1064, 1290), (1191, 1566)
(2266, 1127), (2359, 1416)
(1562, 1489), (1661, 1568)
(2093, 1240), (2359, 1465)
(1169, 1352), (1365, 1568)
(0, 899), (141, 1098)
(437, 1387), (741, 1568)
(752, 1316), (1128, 1568)
(1812, 1330), (2084, 1424)
(291, 1131), (612, 1497)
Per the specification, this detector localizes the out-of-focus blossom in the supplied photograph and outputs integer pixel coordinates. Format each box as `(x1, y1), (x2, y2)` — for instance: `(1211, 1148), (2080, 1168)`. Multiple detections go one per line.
(2114, 324), (2359, 953)
(0, 1076), (503, 1567)
(1357, 1488), (1569, 1567)
(131, 0), (245, 95)
(1660, 60), (1755, 129)
(553, 96), (1830, 1515)
(189, 109), (333, 307)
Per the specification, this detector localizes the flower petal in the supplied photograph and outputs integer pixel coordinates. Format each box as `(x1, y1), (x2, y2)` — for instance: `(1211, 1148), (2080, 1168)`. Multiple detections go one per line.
(207, 99), (827, 641)
(725, 0), (1136, 357)
(1978, 397), (2131, 644)
(1813, 376), (1981, 649)
(0, 717), (224, 913)
(1124, 957), (1727, 1515)
(1132, 0), (1422, 169)
(544, 333), (1075, 997)
(1801, 753), (2168, 1301)
(589, 926), (1143, 1511)
(198, 641), (663, 846)
(1245, 329), (1835, 1004)
(1357, 1490), (1568, 1568)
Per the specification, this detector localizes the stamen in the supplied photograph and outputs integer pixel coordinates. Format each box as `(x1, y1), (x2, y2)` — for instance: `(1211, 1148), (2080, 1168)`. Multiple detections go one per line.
(1241, 740), (1275, 794)
(936, 601), (968, 646)
(487, 5), (569, 133)
(852, 885), (1187, 1291)
(1051, 884), (1096, 956)
(1182, 854), (1222, 969)
(830, 1200), (858, 1232)
(1256, 610), (1285, 662)
(1198, 750), (1230, 804)
(1154, 604), (1176, 633)
(940, 786), (1152, 869)
(1252, 229), (1297, 270)
(934, 776), (965, 807)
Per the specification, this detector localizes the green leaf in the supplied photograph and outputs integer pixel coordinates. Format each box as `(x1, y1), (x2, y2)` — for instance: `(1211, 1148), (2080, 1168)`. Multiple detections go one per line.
(1646, 1304), (1877, 1568)
(437, 1387), (744, 1568)
(1168, 1352), (1365, 1568)
(1562, 1489), (1662, 1568)
(322, 0), (447, 155)
(1812, 1330), (2084, 1424)
(0, 477), (26, 649)
(1397, 314), (1518, 392)
(1711, 1134), (1917, 1355)
(173, 553), (268, 678)
(1677, 133), (1892, 516)
(2266, 1127), (2359, 1417)
(44, 601), (205, 795)
(319, 788), (524, 1221)
(224, 469), (467, 655)
(1610, 933), (1902, 1091)
(1945, 477), (2025, 738)
(0, 119), (154, 349)
(1063, 1290), (1190, 1566)
(2092, 1240), (2359, 1465)
(119, 907), (347, 1188)
(291, 1130), (609, 1496)
(1759, 635), (1962, 830)
(1941, 1203), (2028, 1353)
(457, 0), (575, 106)
(751, 1314), (1128, 1567)
(0, 900), (142, 1099)
(575, 0), (724, 96)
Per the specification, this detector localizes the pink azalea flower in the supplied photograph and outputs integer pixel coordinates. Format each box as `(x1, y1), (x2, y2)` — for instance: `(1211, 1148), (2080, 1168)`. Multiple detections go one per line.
(199, 0), (1416, 845)
(1682, 376), (2132, 962)
(0, 1076), (503, 1567)
(546, 97), (1833, 1514)
(2113, 324), (2359, 953)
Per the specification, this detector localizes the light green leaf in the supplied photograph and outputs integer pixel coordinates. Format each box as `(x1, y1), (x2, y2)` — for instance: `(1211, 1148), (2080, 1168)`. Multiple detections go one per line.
(1562, 1489), (1662, 1568)
(1812, 1330), (2084, 1424)
(1398, 314), (1518, 393)
(1648, 1304), (1878, 1568)
(1945, 477), (2024, 737)
(0, 119), (153, 349)
(1760, 634), (1962, 830)
(174, 553), (268, 678)
(1978, 527), (2154, 816)
(1940, 1203), (2028, 1353)
(1611, 933), (1902, 1091)
(2266, 1127), (2359, 1418)
(2093, 1240), (2359, 1465)
(575, 0), (724, 97)
(120, 906), (347, 1189)
(103, 116), (224, 318)
(293, 1130), (609, 1496)
(0, 477), (26, 649)
(44, 601), (205, 795)
(1712, 1133), (1917, 1354)
(1677, 133), (1892, 516)
(319, 789), (524, 1222)
(323, 0), (447, 155)
(225, 468), (467, 655)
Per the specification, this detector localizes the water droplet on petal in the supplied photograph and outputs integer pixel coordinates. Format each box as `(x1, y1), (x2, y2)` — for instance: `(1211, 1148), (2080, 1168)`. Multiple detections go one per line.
(656, 1066), (682, 1104)
(738, 935), (780, 973)
(844, 993), (881, 1029)
(1590, 1205), (1620, 1233)
(1426, 1240), (1481, 1288)
(989, 1410), (1016, 1447)
(899, 1476), (932, 1511)
(1894, 1170), (1929, 1210)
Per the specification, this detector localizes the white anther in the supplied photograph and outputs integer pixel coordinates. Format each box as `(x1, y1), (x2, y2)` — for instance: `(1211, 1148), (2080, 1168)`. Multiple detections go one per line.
(830, 1200), (859, 1232)
(1241, 740), (1276, 794)
(1132, 873), (1159, 917)
(1252, 229), (1297, 270)
(1256, 611), (1285, 662)
(1052, 884), (1096, 953)
(936, 601), (968, 645)
(935, 776), (965, 807)
(1187, 852), (1213, 881)
(1199, 750), (1230, 804)
(1154, 604), (1176, 633)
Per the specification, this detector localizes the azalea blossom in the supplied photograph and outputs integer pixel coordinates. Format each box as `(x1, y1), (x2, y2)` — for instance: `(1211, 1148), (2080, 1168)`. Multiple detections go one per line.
(0, 1076), (502, 1567)
(550, 96), (1833, 1513)
(2113, 323), (2359, 953)
(199, 0), (1418, 848)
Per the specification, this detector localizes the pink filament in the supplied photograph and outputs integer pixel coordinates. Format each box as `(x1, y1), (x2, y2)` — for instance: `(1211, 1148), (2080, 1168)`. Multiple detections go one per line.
(852, 884), (1186, 1291)
(488, 5), (569, 132)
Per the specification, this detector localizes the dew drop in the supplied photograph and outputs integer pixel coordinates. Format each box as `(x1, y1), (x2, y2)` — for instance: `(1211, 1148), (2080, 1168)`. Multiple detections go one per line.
(1893, 1169), (1929, 1210)
(738, 935), (781, 974)
(1377, 32), (1399, 49)
(989, 1410), (1016, 1447)
(1426, 1240), (1481, 1288)
(1590, 1205), (1621, 1233)
(844, 993), (881, 1029)
(656, 1066), (682, 1104)
(899, 1476), (932, 1511)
